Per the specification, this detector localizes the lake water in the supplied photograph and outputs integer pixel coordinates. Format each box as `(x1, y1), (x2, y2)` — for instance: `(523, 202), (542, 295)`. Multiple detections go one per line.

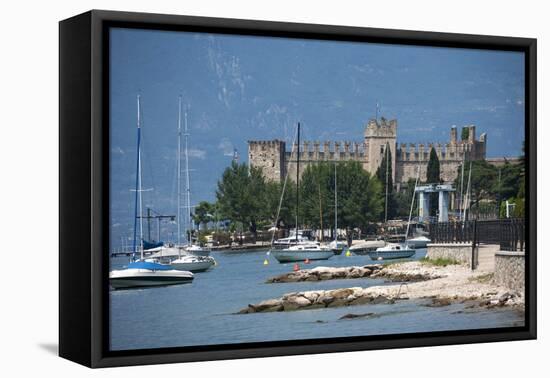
(109, 249), (524, 351)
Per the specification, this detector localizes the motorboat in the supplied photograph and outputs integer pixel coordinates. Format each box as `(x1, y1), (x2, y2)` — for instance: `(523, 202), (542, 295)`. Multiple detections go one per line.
(407, 235), (431, 249)
(110, 261), (194, 290)
(328, 240), (347, 254)
(272, 234), (312, 249)
(271, 242), (334, 263)
(146, 254), (215, 273)
(368, 242), (415, 260)
(348, 239), (386, 255)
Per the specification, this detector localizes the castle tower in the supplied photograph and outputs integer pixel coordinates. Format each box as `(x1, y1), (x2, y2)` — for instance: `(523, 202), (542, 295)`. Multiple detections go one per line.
(248, 140), (286, 182)
(364, 117), (397, 180)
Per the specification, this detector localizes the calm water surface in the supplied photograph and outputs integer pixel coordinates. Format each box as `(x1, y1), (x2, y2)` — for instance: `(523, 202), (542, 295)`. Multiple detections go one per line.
(110, 249), (524, 351)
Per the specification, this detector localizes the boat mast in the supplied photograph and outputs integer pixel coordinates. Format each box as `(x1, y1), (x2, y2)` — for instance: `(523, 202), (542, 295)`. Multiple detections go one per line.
(177, 96), (182, 246)
(334, 162), (338, 242)
(384, 143), (389, 223)
(405, 166), (420, 243)
(458, 153), (465, 220)
(137, 95), (145, 261)
(463, 161), (473, 222)
(184, 108), (192, 245)
(132, 95), (142, 260)
(295, 122), (300, 243)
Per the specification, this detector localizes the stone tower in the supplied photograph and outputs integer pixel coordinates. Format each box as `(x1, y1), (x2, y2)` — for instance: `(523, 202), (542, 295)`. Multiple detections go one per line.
(248, 140), (286, 182)
(364, 117), (397, 180)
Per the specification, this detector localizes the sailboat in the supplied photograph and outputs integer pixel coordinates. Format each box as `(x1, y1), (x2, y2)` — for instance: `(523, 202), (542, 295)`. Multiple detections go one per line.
(328, 163), (346, 254)
(271, 123), (334, 263)
(369, 166), (418, 261)
(109, 95), (194, 289)
(146, 97), (215, 272)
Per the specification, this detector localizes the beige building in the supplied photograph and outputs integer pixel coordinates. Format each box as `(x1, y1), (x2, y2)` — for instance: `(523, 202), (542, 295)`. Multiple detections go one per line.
(248, 117), (487, 188)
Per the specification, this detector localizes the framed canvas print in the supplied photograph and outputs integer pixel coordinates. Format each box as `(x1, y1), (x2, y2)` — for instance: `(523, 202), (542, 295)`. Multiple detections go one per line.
(59, 10), (536, 368)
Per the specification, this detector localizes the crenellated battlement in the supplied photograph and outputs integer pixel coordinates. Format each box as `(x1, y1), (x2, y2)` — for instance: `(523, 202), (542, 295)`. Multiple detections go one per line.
(248, 118), (487, 185)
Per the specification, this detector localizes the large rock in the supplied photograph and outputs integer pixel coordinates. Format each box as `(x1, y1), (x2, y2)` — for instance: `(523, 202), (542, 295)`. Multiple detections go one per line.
(282, 295), (311, 311)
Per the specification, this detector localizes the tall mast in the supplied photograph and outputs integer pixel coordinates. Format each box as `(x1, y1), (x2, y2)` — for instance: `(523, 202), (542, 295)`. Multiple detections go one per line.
(384, 143), (389, 223)
(458, 152), (465, 220)
(184, 108), (192, 244)
(295, 122), (300, 242)
(132, 95), (142, 259)
(463, 161), (473, 222)
(177, 96), (182, 246)
(405, 166), (420, 242)
(334, 163), (338, 242)
(137, 95), (144, 260)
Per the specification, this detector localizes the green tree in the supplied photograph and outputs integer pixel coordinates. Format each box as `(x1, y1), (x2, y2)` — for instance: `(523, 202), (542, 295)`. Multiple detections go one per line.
(192, 201), (215, 231)
(426, 147), (442, 217)
(376, 143), (397, 221)
(454, 160), (498, 218)
(426, 147), (441, 184)
(215, 161), (266, 243)
(396, 178), (417, 218)
(461, 127), (469, 141)
(299, 161), (383, 238)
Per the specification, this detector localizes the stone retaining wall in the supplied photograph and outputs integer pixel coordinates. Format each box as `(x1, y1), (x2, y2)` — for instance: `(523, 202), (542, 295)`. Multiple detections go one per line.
(494, 251), (525, 292)
(427, 243), (473, 265)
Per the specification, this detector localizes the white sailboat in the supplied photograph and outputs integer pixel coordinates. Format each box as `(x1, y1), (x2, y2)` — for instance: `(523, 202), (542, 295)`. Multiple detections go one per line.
(271, 123), (333, 263)
(109, 95), (194, 289)
(369, 166), (419, 261)
(147, 97), (215, 272)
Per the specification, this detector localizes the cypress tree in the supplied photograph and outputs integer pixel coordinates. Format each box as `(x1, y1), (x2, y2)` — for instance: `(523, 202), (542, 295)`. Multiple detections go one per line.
(426, 147), (441, 217)
(426, 147), (441, 184)
(376, 143), (397, 221)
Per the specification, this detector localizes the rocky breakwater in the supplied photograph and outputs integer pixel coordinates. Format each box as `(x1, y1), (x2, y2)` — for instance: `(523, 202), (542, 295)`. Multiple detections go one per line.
(238, 287), (396, 314)
(265, 264), (443, 284)
(239, 261), (524, 314)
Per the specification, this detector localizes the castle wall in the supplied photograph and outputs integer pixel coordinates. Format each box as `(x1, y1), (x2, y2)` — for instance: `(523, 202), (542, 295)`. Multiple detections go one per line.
(248, 121), (488, 187)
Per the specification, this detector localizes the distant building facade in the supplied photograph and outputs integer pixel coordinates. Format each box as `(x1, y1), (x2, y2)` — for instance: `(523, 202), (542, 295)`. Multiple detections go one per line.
(248, 117), (488, 188)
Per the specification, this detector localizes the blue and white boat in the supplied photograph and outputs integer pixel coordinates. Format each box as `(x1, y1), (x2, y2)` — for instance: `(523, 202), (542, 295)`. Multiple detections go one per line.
(109, 95), (194, 290)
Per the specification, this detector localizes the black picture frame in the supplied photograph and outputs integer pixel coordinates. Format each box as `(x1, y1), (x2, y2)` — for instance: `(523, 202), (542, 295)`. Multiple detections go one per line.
(59, 9), (537, 368)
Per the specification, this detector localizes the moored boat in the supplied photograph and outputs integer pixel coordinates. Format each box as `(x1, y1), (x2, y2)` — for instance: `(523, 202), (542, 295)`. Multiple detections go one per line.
(349, 239), (386, 255)
(110, 261), (194, 289)
(109, 95), (194, 290)
(368, 243), (415, 260)
(407, 235), (431, 249)
(271, 243), (334, 263)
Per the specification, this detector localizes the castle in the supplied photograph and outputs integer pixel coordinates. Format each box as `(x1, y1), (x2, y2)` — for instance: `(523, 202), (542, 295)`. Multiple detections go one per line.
(248, 117), (487, 189)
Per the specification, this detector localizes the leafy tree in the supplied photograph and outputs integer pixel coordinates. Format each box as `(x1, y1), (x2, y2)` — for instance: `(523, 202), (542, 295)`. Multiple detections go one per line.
(376, 143), (398, 221)
(215, 161), (266, 243)
(454, 160), (497, 218)
(396, 178), (418, 218)
(461, 127), (469, 141)
(299, 161), (383, 237)
(262, 180), (296, 229)
(192, 201), (215, 231)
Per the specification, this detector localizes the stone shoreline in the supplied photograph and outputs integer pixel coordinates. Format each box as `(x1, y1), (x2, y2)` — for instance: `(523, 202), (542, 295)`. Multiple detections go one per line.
(266, 264), (443, 283)
(239, 261), (524, 314)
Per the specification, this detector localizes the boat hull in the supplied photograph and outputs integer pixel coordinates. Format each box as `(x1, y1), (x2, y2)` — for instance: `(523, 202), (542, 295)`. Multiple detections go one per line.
(170, 260), (214, 272)
(271, 249), (334, 263)
(367, 249), (415, 260)
(407, 237), (430, 249)
(109, 269), (194, 289)
(349, 241), (386, 255)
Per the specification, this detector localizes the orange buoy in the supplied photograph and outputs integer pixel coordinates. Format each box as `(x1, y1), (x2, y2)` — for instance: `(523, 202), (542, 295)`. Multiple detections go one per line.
(293, 263), (300, 271)
(304, 258), (310, 264)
